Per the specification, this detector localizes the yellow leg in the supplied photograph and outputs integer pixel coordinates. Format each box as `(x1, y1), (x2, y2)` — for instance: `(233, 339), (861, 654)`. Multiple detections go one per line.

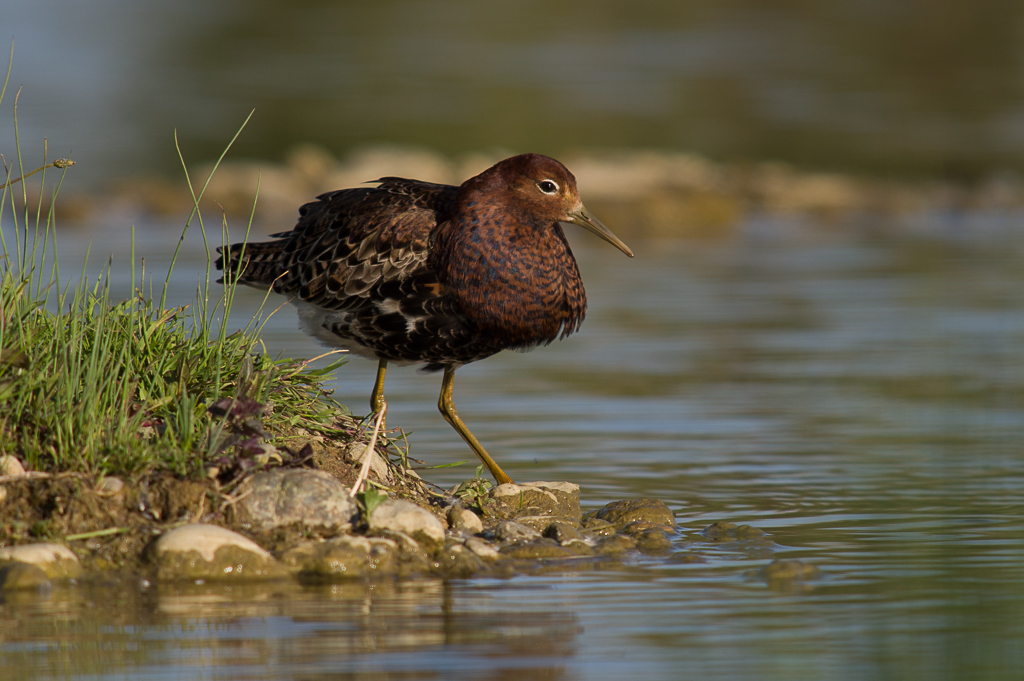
(438, 365), (514, 486)
(370, 359), (388, 429)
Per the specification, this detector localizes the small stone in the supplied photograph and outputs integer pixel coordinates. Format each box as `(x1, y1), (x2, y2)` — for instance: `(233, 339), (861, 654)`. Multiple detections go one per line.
(484, 481), (581, 522)
(465, 537), (500, 561)
(757, 559), (821, 584)
(0, 562), (52, 591)
(301, 536), (372, 579)
(500, 538), (575, 560)
(433, 543), (486, 577)
(494, 520), (542, 543)
(0, 486), (7, 505)
(344, 441), (392, 484)
(543, 521), (585, 546)
(620, 520), (674, 536)
(701, 522), (765, 542)
(0, 456), (26, 477)
(447, 505), (484, 534)
(0, 543), (82, 580)
(594, 499), (676, 529)
(633, 529), (673, 554)
(236, 469), (357, 534)
(580, 517), (617, 537)
(513, 515), (579, 533)
(594, 534), (637, 555)
(370, 499), (446, 552)
(97, 476), (124, 494)
(149, 524), (287, 581)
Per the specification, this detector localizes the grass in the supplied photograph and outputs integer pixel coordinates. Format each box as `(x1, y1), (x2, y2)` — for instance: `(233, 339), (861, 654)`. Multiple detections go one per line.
(0, 51), (352, 482)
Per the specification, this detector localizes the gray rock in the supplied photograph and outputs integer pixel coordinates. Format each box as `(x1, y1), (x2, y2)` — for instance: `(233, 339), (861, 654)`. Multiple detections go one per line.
(592, 499), (676, 529)
(149, 524), (287, 581)
(447, 505), (484, 534)
(465, 537), (501, 561)
(369, 499), (446, 552)
(485, 481), (581, 522)
(543, 521), (586, 546)
(0, 543), (82, 580)
(237, 469), (357, 533)
(434, 543), (486, 577)
(512, 514), (580, 533)
(97, 476), (124, 494)
(0, 562), (52, 591)
(300, 536), (373, 579)
(580, 517), (617, 537)
(494, 520), (542, 543)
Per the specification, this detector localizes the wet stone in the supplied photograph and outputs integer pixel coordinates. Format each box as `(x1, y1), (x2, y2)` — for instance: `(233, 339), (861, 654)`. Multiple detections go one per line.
(633, 529), (674, 554)
(369, 499), (446, 553)
(580, 517), (617, 537)
(494, 520), (542, 543)
(500, 538), (575, 560)
(300, 536), (372, 580)
(701, 522), (766, 542)
(447, 505), (484, 534)
(465, 537), (501, 562)
(514, 515), (580, 533)
(149, 524), (287, 581)
(593, 499), (676, 530)
(236, 469), (357, 534)
(620, 520), (675, 536)
(0, 543), (82, 580)
(543, 521), (585, 545)
(433, 543), (487, 578)
(484, 482), (581, 522)
(594, 534), (637, 556)
(0, 562), (52, 591)
(757, 559), (822, 584)
(669, 552), (708, 564)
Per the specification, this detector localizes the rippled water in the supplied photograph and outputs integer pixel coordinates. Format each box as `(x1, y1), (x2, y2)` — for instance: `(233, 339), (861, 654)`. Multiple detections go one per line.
(4, 215), (1024, 679)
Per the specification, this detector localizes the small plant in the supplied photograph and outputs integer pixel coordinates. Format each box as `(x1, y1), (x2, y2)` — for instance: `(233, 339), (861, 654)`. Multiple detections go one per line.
(450, 465), (493, 511)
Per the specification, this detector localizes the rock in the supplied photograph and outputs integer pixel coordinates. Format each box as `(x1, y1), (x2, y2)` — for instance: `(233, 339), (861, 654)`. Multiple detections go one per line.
(447, 505), (484, 534)
(592, 499), (676, 530)
(484, 482), (581, 522)
(434, 543), (486, 577)
(620, 520), (675, 536)
(757, 559), (821, 584)
(580, 517), (617, 537)
(0, 543), (82, 579)
(669, 552), (708, 564)
(494, 520), (542, 543)
(594, 534), (637, 556)
(465, 537), (501, 561)
(500, 539), (575, 560)
(0, 456), (26, 477)
(633, 529), (673, 554)
(0, 486), (7, 505)
(369, 499), (446, 552)
(344, 441), (392, 484)
(97, 476), (124, 494)
(543, 521), (586, 546)
(236, 469), (357, 534)
(300, 536), (372, 579)
(149, 524), (287, 581)
(0, 562), (52, 591)
(701, 522), (765, 541)
(512, 515), (580, 533)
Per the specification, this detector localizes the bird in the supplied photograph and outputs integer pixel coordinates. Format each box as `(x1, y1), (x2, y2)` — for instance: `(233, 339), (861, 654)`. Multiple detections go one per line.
(216, 153), (633, 485)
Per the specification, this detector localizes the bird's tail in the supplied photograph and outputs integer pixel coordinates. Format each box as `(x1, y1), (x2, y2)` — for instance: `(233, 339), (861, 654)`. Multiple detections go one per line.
(215, 241), (285, 288)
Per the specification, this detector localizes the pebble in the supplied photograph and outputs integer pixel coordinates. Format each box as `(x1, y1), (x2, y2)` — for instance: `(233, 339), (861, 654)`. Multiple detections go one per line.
(465, 537), (501, 561)
(0, 456), (26, 477)
(494, 520), (542, 543)
(96, 477), (125, 494)
(594, 534), (637, 556)
(0, 543), (82, 579)
(543, 521), (586, 546)
(447, 505), (484, 534)
(633, 529), (674, 554)
(369, 499), (446, 552)
(0, 562), (52, 591)
(236, 469), (357, 533)
(149, 524), (287, 581)
(300, 536), (372, 579)
(434, 543), (486, 577)
(500, 538), (575, 560)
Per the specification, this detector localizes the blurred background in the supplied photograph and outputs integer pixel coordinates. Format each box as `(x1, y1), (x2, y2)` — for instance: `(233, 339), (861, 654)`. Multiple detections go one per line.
(8, 0), (1024, 186)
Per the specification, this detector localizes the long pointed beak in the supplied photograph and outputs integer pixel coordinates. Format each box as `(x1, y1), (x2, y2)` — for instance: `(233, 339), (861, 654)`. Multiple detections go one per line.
(563, 205), (634, 258)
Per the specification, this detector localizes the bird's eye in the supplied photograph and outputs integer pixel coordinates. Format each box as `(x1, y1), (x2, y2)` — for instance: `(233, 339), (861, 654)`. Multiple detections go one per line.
(538, 180), (559, 194)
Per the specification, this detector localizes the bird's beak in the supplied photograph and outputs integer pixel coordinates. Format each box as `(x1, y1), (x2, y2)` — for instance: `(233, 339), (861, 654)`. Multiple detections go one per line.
(564, 205), (634, 258)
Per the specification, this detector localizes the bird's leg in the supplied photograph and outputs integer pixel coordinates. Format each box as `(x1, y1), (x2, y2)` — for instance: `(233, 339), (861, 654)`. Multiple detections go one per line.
(370, 359), (388, 429)
(438, 365), (514, 486)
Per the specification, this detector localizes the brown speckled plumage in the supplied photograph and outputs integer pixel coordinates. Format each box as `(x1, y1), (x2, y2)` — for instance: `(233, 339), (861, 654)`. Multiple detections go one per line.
(216, 153), (633, 483)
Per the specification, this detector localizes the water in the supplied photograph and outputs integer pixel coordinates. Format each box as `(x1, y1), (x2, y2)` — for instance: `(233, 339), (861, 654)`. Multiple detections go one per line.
(3, 213), (1023, 679)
